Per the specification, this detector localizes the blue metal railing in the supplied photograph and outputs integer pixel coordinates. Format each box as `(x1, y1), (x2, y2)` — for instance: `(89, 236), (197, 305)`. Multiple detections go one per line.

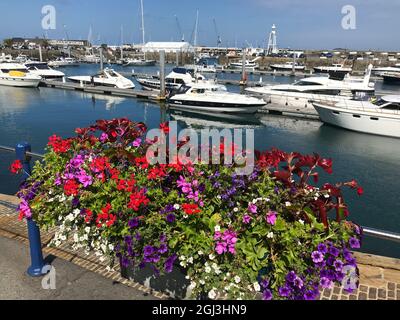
(0, 142), (399, 276)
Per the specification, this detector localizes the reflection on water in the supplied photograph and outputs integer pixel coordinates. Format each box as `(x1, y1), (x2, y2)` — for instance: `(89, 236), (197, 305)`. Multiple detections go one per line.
(0, 64), (399, 258)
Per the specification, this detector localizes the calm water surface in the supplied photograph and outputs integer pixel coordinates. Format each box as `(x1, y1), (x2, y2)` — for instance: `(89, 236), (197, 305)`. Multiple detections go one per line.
(0, 63), (399, 258)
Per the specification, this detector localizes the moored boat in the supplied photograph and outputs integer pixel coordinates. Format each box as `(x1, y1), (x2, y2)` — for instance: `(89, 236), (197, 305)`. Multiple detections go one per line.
(0, 63), (42, 87)
(68, 68), (135, 89)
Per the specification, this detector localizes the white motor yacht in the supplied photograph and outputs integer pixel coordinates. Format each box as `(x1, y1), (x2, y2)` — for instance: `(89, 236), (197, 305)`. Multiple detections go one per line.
(313, 64), (352, 74)
(136, 67), (226, 92)
(123, 57), (156, 66)
(68, 68), (135, 89)
(24, 62), (65, 80)
(312, 95), (400, 138)
(0, 54), (14, 63)
(184, 64), (217, 73)
(0, 63), (42, 87)
(246, 65), (375, 109)
(380, 72), (400, 84)
(48, 57), (79, 68)
(230, 59), (259, 71)
(270, 62), (305, 71)
(372, 66), (400, 74)
(168, 83), (266, 114)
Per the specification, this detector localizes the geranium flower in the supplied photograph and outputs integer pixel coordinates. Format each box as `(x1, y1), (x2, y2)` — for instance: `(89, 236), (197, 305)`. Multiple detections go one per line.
(10, 160), (23, 174)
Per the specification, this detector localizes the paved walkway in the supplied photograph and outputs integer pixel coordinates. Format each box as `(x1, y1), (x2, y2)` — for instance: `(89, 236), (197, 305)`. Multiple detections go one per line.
(0, 193), (399, 300)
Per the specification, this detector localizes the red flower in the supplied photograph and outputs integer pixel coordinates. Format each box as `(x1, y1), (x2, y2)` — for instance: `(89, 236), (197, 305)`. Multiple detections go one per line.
(63, 179), (79, 196)
(127, 190), (149, 211)
(160, 122), (170, 134)
(10, 160), (23, 174)
(48, 135), (71, 153)
(90, 156), (110, 173)
(147, 166), (166, 180)
(95, 203), (117, 228)
(357, 187), (364, 196)
(84, 209), (93, 223)
(182, 203), (201, 215)
(134, 156), (149, 169)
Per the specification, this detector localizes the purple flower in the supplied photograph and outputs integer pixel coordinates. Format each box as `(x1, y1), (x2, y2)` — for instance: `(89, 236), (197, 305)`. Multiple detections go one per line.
(311, 251), (324, 264)
(121, 256), (130, 268)
(278, 286), (291, 297)
(128, 218), (139, 229)
(328, 246), (340, 257)
(242, 215), (251, 224)
(349, 237), (361, 249)
(159, 234), (167, 243)
(158, 244), (168, 254)
(72, 197), (80, 208)
(304, 290), (316, 300)
(333, 259), (344, 272)
(293, 277), (304, 289)
(166, 213), (176, 223)
(143, 245), (155, 256)
(262, 289), (273, 300)
(19, 199), (32, 219)
(248, 203), (257, 214)
(286, 271), (297, 283)
(319, 277), (333, 289)
(317, 243), (328, 254)
(260, 278), (269, 289)
(215, 242), (227, 255)
(266, 211), (277, 225)
(164, 254), (177, 273)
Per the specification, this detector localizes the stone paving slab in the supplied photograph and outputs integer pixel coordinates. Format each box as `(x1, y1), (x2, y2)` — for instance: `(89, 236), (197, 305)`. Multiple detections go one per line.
(1, 193), (399, 300)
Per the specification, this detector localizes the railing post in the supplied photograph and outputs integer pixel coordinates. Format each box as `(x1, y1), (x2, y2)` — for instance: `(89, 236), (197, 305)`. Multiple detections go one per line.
(15, 142), (47, 277)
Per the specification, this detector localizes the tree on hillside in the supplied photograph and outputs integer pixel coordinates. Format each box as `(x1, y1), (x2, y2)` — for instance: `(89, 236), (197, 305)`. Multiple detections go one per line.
(3, 39), (13, 48)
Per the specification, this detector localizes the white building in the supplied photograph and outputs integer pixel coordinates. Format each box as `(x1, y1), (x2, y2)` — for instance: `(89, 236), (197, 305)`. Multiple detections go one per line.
(142, 42), (194, 53)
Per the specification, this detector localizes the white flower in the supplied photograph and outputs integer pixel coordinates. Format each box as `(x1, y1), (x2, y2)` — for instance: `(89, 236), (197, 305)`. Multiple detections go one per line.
(187, 257), (193, 264)
(85, 227), (91, 233)
(208, 289), (217, 299)
(234, 276), (241, 283)
(299, 219), (305, 225)
(233, 207), (239, 212)
(59, 195), (66, 202)
(108, 244), (114, 251)
(185, 275), (190, 280)
(189, 281), (196, 289)
(73, 209), (80, 216)
(173, 204), (180, 210)
(198, 250), (203, 255)
(180, 261), (187, 267)
(200, 280), (205, 285)
(285, 201), (292, 207)
(183, 214), (188, 219)
(66, 213), (74, 222)
(217, 195), (221, 199)
(252, 199), (257, 204)
(264, 198), (270, 202)
(253, 282), (261, 292)
(73, 233), (79, 243)
(60, 235), (67, 241)
(214, 225), (220, 232)
(205, 266), (211, 273)
(209, 254), (215, 260)
(179, 255), (186, 261)
(267, 232), (274, 239)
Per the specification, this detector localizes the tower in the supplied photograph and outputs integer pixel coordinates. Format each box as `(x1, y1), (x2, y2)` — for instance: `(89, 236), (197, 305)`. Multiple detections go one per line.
(267, 24), (278, 55)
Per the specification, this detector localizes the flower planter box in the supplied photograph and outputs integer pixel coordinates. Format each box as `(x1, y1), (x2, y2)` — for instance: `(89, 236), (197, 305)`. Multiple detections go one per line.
(120, 262), (192, 299)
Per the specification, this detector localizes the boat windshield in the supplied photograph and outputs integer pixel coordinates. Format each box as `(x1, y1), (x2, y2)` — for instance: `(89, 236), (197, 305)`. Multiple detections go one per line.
(293, 80), (322, 86)
(107, 70), (119, 77)
(26, 63), (50, 70)
(1, 68), (29, 73)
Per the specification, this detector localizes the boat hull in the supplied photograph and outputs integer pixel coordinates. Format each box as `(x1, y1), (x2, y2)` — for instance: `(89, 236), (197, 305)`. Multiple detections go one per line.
(0, 77), (40, 87)
(313, 103), (400, 138)
(168, 99), (263, 114)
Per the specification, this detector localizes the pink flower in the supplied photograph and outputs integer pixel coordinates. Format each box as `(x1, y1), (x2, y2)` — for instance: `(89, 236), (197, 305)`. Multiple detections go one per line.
(99, 133), (109, 143)
(243, 215), (251, 224)
(248, 203), (257, 214)
(19, 199), (32, 219)
(215, 242), (227, 255)
(132, 138), (142, 147)
(266, 211), (277, 225)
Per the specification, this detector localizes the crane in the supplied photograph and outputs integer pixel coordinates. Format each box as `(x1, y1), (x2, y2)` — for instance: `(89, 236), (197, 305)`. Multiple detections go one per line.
(175, 15), (184, 42)
(213, 18), (222, 47)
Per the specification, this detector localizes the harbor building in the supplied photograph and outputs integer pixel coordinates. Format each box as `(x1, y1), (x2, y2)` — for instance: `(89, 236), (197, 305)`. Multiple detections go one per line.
(142, 42), (194, 53)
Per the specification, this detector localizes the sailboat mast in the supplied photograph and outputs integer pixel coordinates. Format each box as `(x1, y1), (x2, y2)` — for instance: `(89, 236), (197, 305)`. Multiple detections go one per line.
(120, 25), (124, 60)
(140, 0), (145, 45)
(193, 10), (199, 47)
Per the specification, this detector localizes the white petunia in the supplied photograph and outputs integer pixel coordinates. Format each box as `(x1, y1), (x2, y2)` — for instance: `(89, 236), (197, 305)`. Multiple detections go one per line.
(205, 266), (211, 273)
(234, 276), (241, 283)
(198, 250), (203, 255)
(173, 204), (180, 210)
(214, 225), (220, 232)
(85, 227), (91, 233)
(299, 219), (305, 225)
(233, 207), (238, 212)
(208, 289), (217, 299)
(209, 254), (215, 260)
(285, 201), (292, 207)
(267, 232), (274, 239)
(253, 282), (261, 292)
(73, 209), (81, 216)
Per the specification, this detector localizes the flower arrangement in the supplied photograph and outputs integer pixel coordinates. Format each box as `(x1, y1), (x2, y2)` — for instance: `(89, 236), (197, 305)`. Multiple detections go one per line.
(14, 118), (363, 300)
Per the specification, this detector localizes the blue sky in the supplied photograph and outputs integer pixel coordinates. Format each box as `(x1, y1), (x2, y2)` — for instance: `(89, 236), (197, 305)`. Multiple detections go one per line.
(1, 0), (399, 50)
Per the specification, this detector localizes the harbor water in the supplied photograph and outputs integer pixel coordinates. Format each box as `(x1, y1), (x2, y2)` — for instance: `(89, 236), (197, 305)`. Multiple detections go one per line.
(0, 63), (399, 258)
